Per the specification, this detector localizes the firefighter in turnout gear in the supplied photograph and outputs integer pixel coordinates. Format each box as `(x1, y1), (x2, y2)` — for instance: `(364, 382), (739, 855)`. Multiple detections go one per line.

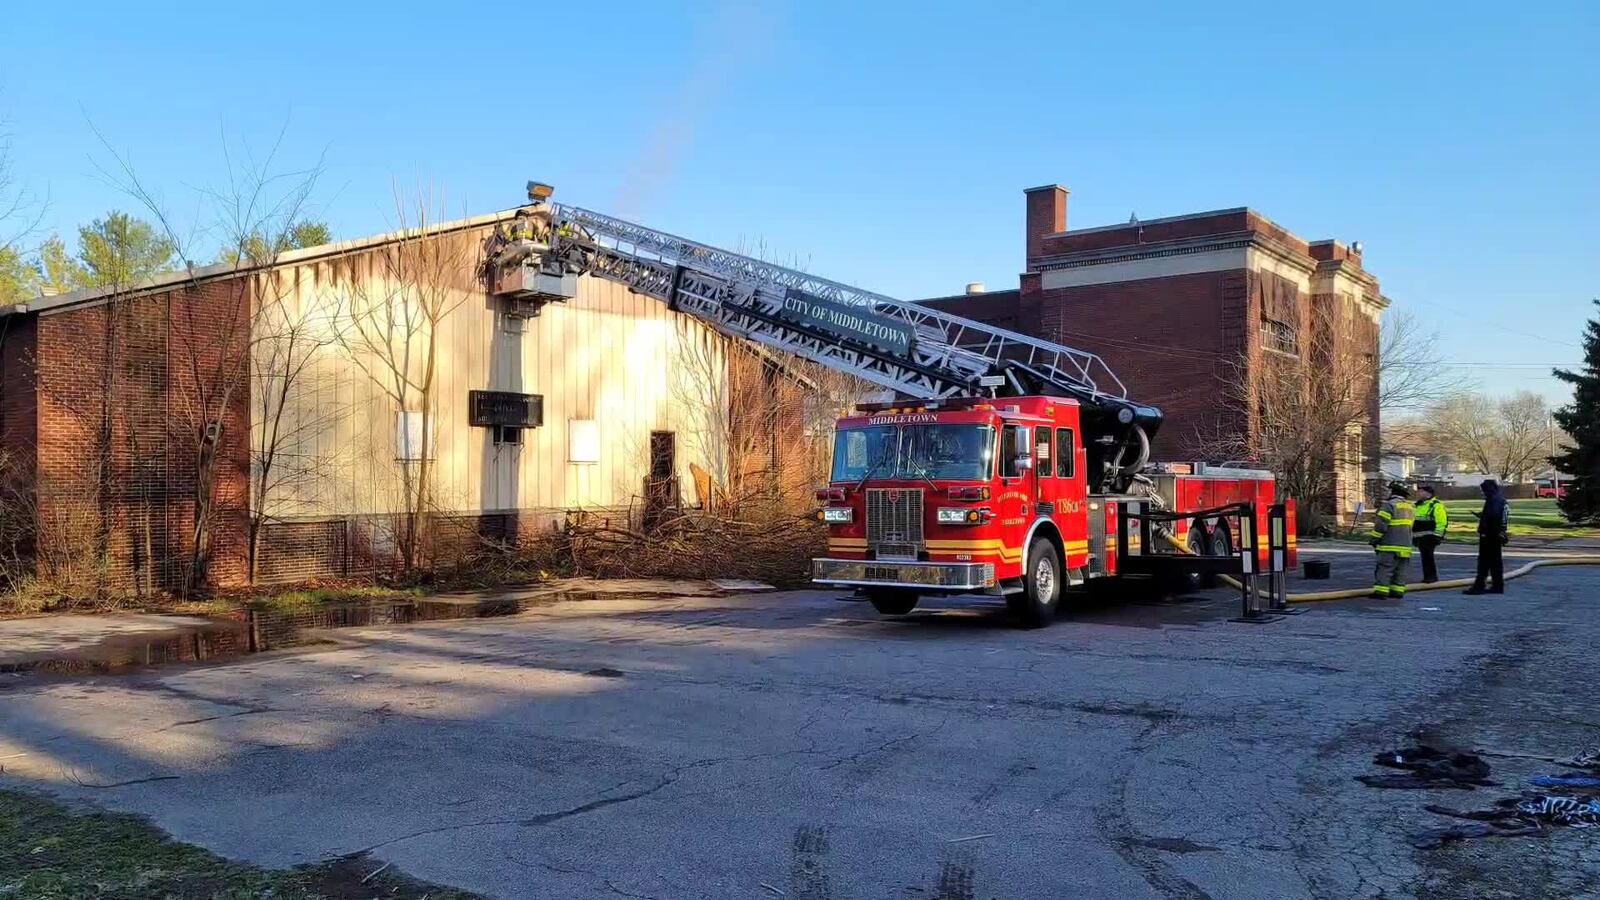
(1412, 484), (1448, 583)
(1368, 482), (1416, 598)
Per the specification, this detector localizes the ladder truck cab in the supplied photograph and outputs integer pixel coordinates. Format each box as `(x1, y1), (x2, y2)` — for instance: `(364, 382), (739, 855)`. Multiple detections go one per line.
(495, 182), (1291, 626)
(812, 398), (1284, 625)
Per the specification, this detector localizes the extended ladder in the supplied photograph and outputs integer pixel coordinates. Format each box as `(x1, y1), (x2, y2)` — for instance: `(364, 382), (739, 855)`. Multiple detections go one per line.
(546, 205), (1130, 406)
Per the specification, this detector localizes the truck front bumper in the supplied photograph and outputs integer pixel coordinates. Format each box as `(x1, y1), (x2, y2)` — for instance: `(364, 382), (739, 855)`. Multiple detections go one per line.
(811, 558), (997, 592)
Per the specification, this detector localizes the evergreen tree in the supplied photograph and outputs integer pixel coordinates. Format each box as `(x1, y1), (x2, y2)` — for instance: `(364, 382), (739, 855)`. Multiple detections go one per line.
(1552, 298), (1600, 524)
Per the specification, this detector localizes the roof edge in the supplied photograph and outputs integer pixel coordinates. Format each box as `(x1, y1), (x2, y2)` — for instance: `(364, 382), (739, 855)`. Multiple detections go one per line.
(1044, 207), (1253, 239)
(2, 207), (518, 318)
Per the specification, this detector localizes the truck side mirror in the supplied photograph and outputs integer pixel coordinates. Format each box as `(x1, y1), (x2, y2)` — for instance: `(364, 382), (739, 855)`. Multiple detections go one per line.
(1014, 456), (1034, 471)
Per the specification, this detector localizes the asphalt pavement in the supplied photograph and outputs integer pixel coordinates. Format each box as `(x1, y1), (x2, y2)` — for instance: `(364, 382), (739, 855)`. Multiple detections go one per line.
(3, 562), (1598, 899)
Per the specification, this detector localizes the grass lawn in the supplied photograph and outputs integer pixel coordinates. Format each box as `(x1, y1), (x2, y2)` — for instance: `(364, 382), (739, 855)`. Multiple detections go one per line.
(0, 789), (475, 899)
(1323, 497), (1598, 545)
(1438, 497), (1596, 542)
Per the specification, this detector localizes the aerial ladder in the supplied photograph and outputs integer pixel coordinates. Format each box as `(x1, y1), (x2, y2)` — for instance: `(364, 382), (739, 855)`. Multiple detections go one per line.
(489, 183), (1164, 493)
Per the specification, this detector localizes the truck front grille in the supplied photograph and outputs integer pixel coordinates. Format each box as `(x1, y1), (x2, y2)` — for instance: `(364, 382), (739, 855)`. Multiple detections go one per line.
(866, 488), (924, 559)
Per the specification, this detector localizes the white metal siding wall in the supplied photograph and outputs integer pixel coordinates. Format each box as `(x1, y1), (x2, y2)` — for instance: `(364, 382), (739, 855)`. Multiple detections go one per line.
(252, 224), (723, 519)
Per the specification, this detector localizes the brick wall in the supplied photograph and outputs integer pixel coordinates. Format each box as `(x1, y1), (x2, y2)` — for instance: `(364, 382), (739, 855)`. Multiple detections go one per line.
(1031, 271), (1250, 459)
(28, 277), (252, 590)
(0, 313), (38, 564)
(0, 313), (37, 464)
(251, 509), (573, 585)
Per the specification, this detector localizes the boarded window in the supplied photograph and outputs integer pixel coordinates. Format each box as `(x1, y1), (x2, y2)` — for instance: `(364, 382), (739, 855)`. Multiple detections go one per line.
(568, 419), (599, 464)
(395, 411), (433, 461)
(1257, 272), (1300, 355)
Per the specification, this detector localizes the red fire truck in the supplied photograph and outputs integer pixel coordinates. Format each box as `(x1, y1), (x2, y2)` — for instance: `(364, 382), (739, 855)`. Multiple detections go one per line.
(810, 396), (1285, 625)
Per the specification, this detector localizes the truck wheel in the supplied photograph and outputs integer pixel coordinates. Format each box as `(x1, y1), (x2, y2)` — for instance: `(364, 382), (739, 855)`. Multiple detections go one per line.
(1011, 537), (1062, 628)
(866, 588), (919, 616)
(1183, 524), (1209, 590)
(1211, 523), (1234, 557)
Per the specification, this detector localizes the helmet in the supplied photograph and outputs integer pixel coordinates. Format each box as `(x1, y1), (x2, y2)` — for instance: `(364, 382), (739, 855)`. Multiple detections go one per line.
(1388, 481), (1412, 498)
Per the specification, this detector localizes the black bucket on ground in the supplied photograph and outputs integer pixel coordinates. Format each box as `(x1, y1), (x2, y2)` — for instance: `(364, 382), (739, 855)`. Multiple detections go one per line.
(1303, 559), (1331, 580)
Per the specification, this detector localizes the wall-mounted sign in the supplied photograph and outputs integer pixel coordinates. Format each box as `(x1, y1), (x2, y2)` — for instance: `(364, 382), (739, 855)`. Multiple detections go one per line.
(468, 391), (544, 428)
(780, 289), (915, 358)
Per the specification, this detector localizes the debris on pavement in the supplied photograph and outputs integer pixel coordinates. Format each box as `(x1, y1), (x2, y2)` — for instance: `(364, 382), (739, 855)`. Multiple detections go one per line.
(1356, 744), (1496, 789)
(1408, 821), (1545, 849)
(1529, 774), (1600, 788)
(710, 579), (777, 593)
(1516, 794), (1600, 827)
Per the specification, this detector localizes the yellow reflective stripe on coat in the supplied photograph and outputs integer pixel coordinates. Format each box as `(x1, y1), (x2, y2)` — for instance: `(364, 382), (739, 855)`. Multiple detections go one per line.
(1377, 544), (1414, 557)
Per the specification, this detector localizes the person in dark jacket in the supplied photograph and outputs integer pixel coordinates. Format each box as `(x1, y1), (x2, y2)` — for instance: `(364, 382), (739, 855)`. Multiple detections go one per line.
(1464, 479), (1510, 595)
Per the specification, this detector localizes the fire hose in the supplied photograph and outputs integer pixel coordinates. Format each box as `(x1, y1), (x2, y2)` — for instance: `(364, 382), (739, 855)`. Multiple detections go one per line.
(1159, 532), (1600, 603)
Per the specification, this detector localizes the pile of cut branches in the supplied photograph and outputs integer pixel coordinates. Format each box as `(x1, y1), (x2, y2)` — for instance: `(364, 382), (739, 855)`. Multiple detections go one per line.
(567, 504), (824, 588)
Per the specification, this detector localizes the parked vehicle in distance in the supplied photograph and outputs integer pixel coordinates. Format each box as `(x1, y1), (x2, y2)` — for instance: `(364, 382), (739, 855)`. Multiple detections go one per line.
(1535, 478), (1567, 499)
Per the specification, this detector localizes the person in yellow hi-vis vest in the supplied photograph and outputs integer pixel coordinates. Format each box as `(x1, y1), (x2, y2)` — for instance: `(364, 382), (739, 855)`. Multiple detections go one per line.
(1368, 482), (1416, 599)
(1412, 484), (1449, 583)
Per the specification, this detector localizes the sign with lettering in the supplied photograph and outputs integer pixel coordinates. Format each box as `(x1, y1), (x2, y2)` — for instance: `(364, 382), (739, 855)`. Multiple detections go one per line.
(468, 391), (544, 428)
(780, 289), (915, 357)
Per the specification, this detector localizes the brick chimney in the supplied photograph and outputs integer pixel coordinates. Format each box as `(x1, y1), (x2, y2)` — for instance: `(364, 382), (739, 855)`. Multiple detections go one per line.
(1024, 184), (1068, 266)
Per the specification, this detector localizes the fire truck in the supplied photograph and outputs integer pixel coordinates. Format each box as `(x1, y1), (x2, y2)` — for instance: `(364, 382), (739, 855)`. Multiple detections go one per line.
(502, 183), (1287, 625)
(811, 399), (1281, 624)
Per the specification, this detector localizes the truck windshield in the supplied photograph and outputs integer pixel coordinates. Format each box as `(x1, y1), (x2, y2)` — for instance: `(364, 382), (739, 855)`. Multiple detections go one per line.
(830, 424), (994, 482)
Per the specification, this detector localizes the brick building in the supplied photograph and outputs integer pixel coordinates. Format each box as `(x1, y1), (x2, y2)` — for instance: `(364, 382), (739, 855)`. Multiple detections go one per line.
(922, 184), (1387, 523)
(0, 211), (827, 591)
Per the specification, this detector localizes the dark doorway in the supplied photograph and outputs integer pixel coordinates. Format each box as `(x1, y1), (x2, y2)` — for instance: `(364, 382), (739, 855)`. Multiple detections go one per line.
(650, 431), (675, 479)
(644, 431), (679, 529)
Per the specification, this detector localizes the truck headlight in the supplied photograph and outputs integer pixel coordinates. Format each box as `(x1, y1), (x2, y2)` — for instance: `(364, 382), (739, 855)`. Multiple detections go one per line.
(937, 507), (984, 525)
(822, 507), (853, 524)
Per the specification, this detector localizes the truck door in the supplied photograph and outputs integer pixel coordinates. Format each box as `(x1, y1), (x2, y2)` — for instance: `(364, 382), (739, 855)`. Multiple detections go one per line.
(1044, 410), (1088, 571)
(997, 422), (1035, 534)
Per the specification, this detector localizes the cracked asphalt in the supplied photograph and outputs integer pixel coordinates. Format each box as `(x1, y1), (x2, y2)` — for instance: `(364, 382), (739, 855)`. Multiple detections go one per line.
(2, 563), (1598, 899)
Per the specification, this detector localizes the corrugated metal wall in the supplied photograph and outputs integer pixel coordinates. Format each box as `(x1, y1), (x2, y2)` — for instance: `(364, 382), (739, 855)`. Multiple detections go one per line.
(252, 223), (724, 520)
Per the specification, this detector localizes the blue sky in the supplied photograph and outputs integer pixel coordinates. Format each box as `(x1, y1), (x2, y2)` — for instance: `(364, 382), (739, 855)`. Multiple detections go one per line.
(3, 0), (1595, 405)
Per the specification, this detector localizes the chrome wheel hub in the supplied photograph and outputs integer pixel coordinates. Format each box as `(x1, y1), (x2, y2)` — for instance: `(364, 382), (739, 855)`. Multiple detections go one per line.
(1035, 556), (1055, 599)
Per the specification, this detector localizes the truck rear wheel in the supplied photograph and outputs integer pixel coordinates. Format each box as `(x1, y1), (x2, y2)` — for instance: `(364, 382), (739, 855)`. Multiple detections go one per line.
(1186, 522), (1213, 590)
(1009, 537), (1062, 628)
(1211, 522), (1234, 557)
(866, 588), (919, 616)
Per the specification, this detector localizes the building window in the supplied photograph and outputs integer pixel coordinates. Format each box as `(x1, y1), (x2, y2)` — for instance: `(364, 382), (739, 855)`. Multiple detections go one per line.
(568, 419), (600, 464)
(395, 410), (433, 461)
(1257, 272), (1300, 356)
(1261, 318), (1298, 355)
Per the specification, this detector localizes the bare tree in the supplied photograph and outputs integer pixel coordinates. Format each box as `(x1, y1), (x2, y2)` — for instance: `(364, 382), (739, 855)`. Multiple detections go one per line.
(1198, 300), (1442, 530)
(672, 321), (872, 515)
(244, 266), (344, 582)
(1378, 310), (1448, 415)
(0, 113), (45, 262)
(95, 126), (327, 591)
(334, 186), (477, 573)
(1429, 390), (1550, 483)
